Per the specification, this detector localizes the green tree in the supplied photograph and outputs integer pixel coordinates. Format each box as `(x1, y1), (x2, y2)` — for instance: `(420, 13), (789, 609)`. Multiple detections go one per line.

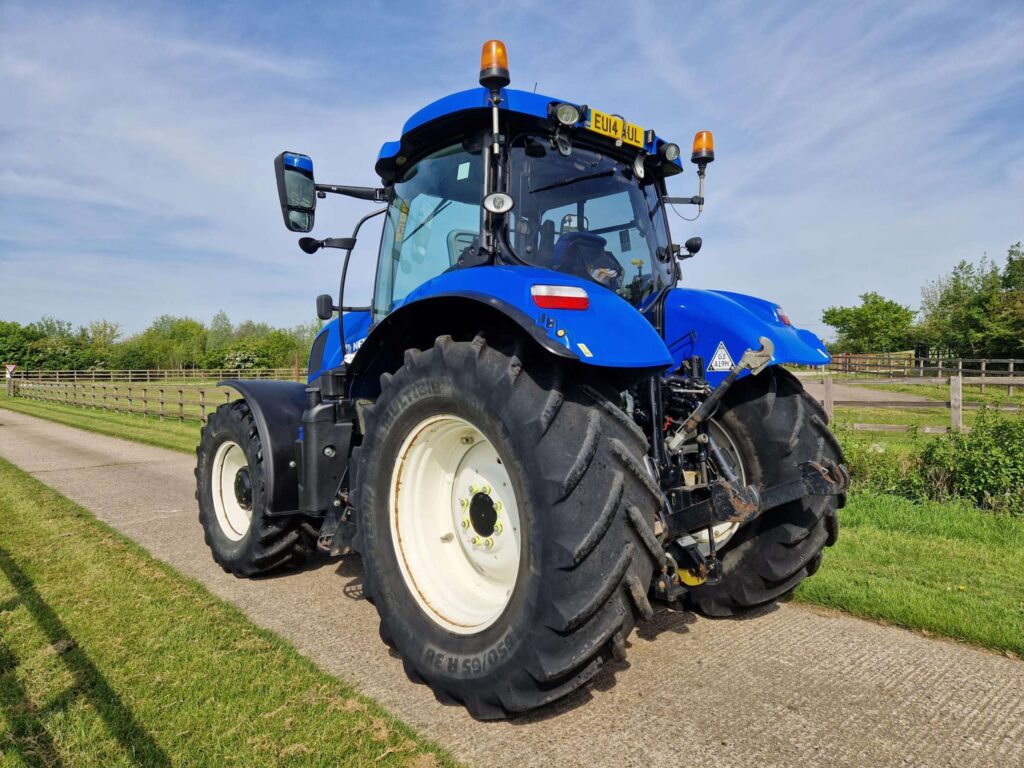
(1002, 242), (1024, 291)
(822, 292), (916, 353)
(918, 258), (1001, 356)
(0, 321), (44, 367)
(208, 310), (233, 351)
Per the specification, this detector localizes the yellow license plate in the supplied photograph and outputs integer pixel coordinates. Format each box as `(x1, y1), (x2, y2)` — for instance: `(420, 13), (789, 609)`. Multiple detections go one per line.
(586, 108), (645, 148)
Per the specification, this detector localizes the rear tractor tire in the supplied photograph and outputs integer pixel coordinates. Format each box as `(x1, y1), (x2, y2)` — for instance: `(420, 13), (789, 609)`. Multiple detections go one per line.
(195, 401), (317, 577)
(352, 335), (664, 719)
(684, 366), (845, 616)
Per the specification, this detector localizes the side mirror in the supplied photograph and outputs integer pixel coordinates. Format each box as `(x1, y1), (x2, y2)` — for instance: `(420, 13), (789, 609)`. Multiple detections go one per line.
(315, 293), (335, 321)
(274, 152), (316, 232)
(684, 237), (702, 256)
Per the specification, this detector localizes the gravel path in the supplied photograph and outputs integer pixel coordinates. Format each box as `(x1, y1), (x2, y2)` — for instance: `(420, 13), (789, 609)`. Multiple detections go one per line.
(1, 407), (1021, 768)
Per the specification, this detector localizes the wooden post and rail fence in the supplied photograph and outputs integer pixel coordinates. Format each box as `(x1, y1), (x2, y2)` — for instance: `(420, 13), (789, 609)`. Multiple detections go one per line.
(817, 372), (1023, 434)
(3, 361), (1022, 431)
(3, 367), (304, 424)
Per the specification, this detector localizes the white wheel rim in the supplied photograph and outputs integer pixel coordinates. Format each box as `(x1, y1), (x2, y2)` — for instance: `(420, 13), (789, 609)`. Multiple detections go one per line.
(692, 420), (746, 553)
(389, 414), (522, 635)
(211, 440), (253, 541)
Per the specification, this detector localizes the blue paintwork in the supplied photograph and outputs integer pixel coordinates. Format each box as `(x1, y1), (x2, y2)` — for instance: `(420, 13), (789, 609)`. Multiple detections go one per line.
(283, 152), (313, 172)
(308, 277), (830, 385)
(307, 310), (372, 382)
(376, 87), (683, 171)
(662, 287), (831, 386)
(400, 265), (673, 369)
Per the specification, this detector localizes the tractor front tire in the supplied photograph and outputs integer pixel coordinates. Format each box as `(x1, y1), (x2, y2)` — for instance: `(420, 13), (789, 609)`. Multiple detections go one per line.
(352, 335), (664, 719)
(684, 366), (844, 616)
(195, 401), (317, 577)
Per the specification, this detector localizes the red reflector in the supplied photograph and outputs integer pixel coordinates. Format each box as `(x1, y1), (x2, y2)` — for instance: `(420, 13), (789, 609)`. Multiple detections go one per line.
(776, 306), (792, 326)
(531, 285), (589, 310)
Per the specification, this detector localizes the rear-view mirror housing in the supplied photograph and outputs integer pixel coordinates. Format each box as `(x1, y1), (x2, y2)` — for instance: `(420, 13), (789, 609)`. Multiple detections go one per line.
(274, 152), (316, 232)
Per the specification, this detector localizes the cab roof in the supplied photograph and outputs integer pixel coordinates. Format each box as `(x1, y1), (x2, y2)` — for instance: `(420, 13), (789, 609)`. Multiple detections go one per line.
(375, 86), (683, 182)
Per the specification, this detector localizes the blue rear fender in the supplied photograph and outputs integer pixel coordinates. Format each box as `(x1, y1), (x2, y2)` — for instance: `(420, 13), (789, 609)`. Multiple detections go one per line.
(395, 266), (673, 369)
(329, 265), (673, 395)
(662, 287), (830, 386)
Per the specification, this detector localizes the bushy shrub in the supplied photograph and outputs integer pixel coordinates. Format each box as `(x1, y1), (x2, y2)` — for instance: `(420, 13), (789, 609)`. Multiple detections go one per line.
(834, 410), (1024, 515)
(919, 410), (1024, 514)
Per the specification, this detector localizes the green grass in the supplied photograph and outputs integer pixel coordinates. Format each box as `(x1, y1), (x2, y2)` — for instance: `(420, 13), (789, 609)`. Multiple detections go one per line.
(0, 395), (201, 454)
(794, 491), (1024, 655)
(0, 457), (456, 768)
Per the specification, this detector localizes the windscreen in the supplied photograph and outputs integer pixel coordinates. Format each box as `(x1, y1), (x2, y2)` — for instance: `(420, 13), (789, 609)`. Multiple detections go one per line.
(507, 137), (674, 307)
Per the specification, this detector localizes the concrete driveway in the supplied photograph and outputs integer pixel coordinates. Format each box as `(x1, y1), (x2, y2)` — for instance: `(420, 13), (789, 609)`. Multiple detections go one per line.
(1, 408), (1021, 768)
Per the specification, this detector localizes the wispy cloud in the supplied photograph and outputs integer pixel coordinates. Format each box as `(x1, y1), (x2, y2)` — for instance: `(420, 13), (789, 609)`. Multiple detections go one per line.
(1, 0), (1021, 338)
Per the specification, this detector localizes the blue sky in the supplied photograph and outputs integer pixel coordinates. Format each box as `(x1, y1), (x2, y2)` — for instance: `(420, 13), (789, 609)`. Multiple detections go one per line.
(1, 0), (1022, 338)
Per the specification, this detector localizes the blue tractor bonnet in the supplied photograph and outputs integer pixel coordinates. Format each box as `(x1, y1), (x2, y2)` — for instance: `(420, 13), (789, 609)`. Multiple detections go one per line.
(375, 87), (684, 180)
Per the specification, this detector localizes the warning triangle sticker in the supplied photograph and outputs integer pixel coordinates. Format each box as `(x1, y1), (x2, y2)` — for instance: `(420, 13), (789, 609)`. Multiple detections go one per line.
(707, 342), (735, 372)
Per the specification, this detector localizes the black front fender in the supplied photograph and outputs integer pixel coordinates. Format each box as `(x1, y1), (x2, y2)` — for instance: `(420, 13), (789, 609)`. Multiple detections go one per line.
(219, 379), (305, 514)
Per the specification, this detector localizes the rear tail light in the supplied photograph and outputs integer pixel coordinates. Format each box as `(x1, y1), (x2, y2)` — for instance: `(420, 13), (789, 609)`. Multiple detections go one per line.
(531, 285), (589, 310)
(775, 306), (792, 326)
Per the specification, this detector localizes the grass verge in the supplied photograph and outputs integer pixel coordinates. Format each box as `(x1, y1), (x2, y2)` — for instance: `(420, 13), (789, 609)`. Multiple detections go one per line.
(0, 457), (457, 767)
(794, 491), (1024, 656)
(1, 395), (200, 453)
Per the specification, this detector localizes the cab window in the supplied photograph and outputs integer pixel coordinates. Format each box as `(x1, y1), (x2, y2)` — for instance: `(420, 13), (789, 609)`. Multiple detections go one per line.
(373, 144), (482, 322)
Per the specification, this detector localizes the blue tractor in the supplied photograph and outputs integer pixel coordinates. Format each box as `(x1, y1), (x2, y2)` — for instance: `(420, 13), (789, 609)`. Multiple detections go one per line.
(196, 41), (847, 719)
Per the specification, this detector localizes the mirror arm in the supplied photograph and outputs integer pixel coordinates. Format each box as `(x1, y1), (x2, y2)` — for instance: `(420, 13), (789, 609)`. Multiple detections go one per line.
(316, 184), (388, 202)
(336, 207), (388, 350)
(664, 195), (704, 206)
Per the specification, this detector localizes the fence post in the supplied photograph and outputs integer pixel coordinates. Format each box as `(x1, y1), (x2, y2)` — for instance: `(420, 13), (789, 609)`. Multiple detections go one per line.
(127, 386), (133, 415)
(937, 358), (943, 379)
(950, 374), (963, 433)
(823, 375), (834, 422)
(159, 388), (165, 420)
(178, 389), (184, 423)
(980, 360), (986, 394)
(1010, 361), (1016, 398)
(199, 389), (206, 423)
(113, 385), (119, 413)
(142, 387), (148, 417)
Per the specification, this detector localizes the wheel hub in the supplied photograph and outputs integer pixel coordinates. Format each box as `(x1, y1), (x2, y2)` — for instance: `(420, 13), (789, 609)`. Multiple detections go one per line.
(233, 467), (253, 511)
(469, 492), (497, 537)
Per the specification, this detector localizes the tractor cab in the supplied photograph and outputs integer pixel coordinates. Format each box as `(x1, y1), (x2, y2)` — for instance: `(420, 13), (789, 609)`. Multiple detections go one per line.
(276, 40), (715, 330)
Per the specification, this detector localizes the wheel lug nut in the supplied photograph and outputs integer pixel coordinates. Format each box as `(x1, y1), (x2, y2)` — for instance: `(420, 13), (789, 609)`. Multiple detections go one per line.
(481, 485), (491, 495)
(494, 501), (503, 512)
(494, 522), (503, 535)
(471, 535), (481, 545)
(484, 537), (495, 549)
(459, 498), (469, 509)
(461, 517), (470, 529)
